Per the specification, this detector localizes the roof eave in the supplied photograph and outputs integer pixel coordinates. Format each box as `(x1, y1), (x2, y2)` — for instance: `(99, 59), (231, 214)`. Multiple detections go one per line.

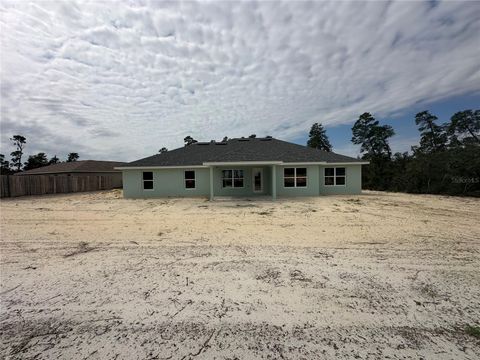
(116, 161), (368, 169)
(115, 165), (208, 170)
(325, 161), (369, 165)
(203, 161), (284, 166)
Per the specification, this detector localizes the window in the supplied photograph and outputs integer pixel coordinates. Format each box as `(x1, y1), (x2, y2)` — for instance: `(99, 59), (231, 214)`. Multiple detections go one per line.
(284, 168), (307, 187)
(143, 171), (153, 190)
(185, 170), (196, 189)
(222, 169), (244, 188)
(324, 167), (346, 186)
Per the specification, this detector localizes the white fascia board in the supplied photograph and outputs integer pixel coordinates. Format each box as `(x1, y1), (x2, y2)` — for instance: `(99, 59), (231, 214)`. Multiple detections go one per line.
(115, 161), (369, 170)
(323, 162), (370, 166)
(203, 161), (283, 166)
(115, 165), (208, 170)
(281, 162), (327, 165)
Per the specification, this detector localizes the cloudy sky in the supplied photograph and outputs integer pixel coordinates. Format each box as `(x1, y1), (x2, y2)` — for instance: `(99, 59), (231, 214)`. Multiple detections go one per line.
(1, 0), (479, 162)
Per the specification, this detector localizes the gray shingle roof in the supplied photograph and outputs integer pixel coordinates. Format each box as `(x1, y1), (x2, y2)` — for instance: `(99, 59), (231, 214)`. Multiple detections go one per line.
(17, 160), (126, 175)
(123, 138), (363, 167)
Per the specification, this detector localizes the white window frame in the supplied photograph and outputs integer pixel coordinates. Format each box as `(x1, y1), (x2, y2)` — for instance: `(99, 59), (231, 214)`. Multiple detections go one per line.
(143, 171), (154, 191)
(184, 170), (196, 190)
(222, 169), (244, 188)
(324, 167), (346, 186)
(283, 167), (308, 188)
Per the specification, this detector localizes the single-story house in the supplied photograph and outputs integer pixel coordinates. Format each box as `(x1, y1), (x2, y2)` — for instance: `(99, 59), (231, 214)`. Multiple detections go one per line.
(18, 160), (126, 188)
(117, 137), (368, 200)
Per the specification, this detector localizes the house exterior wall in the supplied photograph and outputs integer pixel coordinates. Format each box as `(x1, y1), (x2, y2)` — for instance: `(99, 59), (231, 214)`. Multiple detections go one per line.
(121, 164), (363, 198)
(122, 168), (210, 198)
(319, 164), (362, 195)
(275, 165), (320, 197)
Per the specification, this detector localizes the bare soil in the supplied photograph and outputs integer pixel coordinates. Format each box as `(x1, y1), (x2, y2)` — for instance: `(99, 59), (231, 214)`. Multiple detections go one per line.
(0, 190), (479, 359)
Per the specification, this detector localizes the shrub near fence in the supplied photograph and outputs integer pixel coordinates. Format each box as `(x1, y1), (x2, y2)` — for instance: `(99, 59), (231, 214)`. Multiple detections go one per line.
(0, 174), (121, 198)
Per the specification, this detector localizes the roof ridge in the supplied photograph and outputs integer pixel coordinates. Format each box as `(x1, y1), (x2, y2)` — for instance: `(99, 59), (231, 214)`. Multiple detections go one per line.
(124, 137), (362, 167)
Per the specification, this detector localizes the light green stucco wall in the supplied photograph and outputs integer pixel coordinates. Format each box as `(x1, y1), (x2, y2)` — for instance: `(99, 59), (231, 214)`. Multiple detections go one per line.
(319, 164), (362, 195)
(122, 164), (363, 198)
(122, 168), (210, 198)
(275, 165), (320, 197)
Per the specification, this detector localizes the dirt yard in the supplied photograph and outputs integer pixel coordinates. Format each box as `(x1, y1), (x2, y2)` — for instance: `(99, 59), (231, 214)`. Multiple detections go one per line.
(0, 190), (479, 359)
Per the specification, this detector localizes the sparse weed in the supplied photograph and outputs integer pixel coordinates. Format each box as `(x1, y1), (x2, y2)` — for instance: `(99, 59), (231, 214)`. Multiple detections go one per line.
(418, 283), (438, 298)
(256, 268), (281, 285)
(64, 241), (95, 258)
(465, 325), (480, 339)
(345, 198), (363, 205)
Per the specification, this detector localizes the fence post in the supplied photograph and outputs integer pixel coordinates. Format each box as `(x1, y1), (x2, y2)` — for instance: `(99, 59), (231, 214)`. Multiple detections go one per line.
(7, 175), (11, 197)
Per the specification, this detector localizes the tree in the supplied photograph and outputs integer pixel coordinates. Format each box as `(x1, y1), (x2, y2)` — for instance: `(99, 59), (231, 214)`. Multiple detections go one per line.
(0, 154), (12, 174)
(159, 147), (168, 153)
(351, 113), (395, 190)
(10, 135), (26, 172)
(222, 136), (229, 142)
(23, 153), (49, 171)
(351, 113), (394, 159)
(389, 152), (412, 191)
(49, 155), (60, 165)
(249, 134), (257, 138)
(415, 111), (448, 153)
(448, 110), (480, 144)
(307, 123), (332, 152)
(184, 136), (197, 146)
(371, 124), (395, 159)
(347, 109), (480, 196)
(66, 153), (79, 162)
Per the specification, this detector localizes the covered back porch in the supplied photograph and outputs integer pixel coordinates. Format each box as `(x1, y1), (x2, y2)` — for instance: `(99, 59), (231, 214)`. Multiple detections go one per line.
(206, 162), (279, 200)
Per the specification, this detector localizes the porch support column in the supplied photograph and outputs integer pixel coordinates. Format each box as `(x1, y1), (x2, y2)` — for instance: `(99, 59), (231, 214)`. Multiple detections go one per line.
(209, 166), (214, 201)
(271, 165), (277, 201)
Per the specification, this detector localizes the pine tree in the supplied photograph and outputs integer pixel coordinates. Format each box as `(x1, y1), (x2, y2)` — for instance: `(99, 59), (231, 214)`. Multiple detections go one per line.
(24, 153), (49, 171)
(0, 154), (12, 174)
(49, 155), (60, 165)
(307, 123), (332, 151)
(415, 111), (448, 152)
(67, 153), (79, 162)
(448, 110), (480, 144)
(10, 135), (26, 172)
(351, 113), (394, 159)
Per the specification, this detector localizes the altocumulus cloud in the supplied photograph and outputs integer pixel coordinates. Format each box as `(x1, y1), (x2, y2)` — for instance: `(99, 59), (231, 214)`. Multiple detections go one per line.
(1, 0), (479, 161)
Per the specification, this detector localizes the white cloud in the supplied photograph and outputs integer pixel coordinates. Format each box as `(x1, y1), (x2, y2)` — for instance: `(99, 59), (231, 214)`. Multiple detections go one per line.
(0, 0), (479, 161)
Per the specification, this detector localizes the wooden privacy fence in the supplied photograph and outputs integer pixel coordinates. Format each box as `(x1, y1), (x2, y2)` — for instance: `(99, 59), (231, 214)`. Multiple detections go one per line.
(0, 174), (122, 198)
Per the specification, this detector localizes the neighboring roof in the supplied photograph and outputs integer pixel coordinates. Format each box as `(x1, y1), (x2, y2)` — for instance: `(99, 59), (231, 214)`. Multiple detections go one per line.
(121, 138), (365, 168)
(17, 160), (126, 175)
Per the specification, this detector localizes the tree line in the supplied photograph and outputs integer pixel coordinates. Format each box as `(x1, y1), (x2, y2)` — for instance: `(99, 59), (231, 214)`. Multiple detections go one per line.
(4, 109), (478, 196)
(0, 135), (80, 175)
(307, 109), (480, 196)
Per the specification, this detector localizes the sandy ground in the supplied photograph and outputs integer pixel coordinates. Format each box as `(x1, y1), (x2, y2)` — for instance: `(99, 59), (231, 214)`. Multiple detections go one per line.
(0, 190), (479, 359)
